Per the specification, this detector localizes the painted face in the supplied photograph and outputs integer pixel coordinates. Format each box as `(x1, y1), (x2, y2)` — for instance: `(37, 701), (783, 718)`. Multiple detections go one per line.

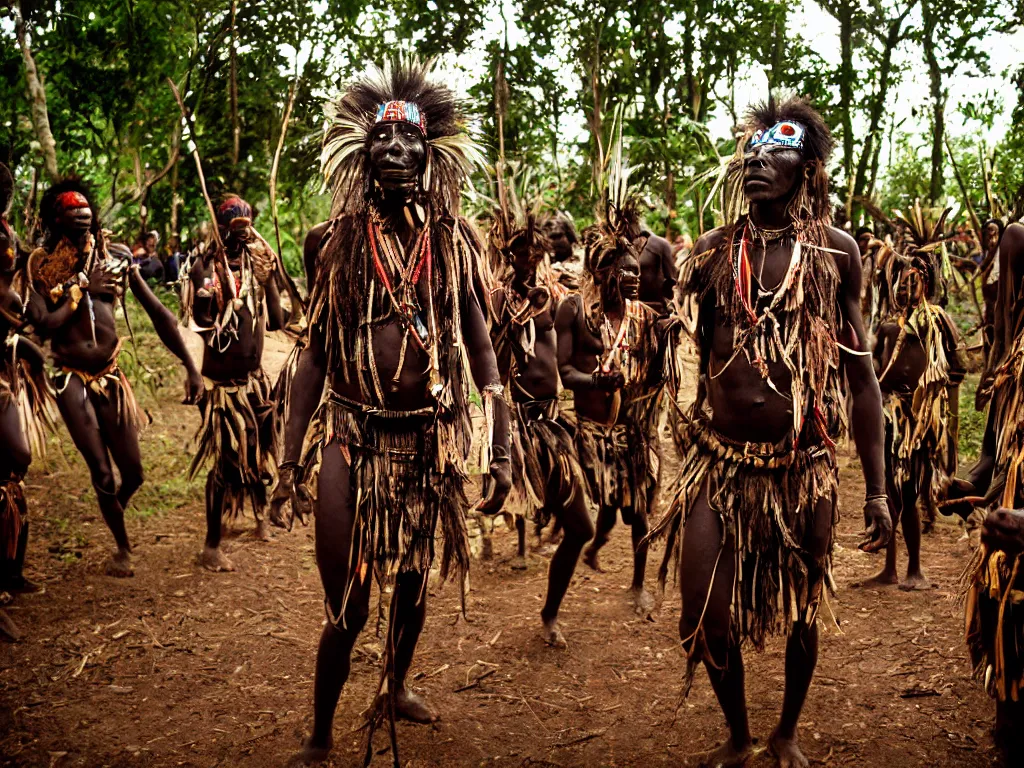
(743, 121), (807, 203)
(368, 122), (427, 193)
(55, 193), (93, 237)
(543, 218), (574, 262)
(596, 238), (642, 301)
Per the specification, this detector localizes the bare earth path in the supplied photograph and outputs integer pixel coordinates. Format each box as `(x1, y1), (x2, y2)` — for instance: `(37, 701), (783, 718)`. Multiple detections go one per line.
(0, 332), (998, 767)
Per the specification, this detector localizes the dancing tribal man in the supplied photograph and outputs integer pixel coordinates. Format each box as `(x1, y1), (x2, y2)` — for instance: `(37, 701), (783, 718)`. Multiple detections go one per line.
(487, 182), (593, 647)
(181, 196), (285, 571)
(647, 98), (890, 767)
(0, 163), (56, 639)
(277, 60), (510, 765)
(24, 180), (202, 577)
(556, 142), (680, 618)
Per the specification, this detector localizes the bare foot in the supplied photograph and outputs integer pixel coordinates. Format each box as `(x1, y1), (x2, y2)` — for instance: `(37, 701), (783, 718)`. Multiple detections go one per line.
(285, 736), (332, 766)
(541, 616), (567, 648)
(698, 738), (755, 767)
(769, 730), (809, 768)
(200, 546), (236, 572)
(0, 609), (21, 642)
(105, 549), (134, 578)
(852, 570), (898, 588)
(899, 572), (932, 591)
(253, 518), (272, 542)
(630, 586), (655, 618)
(583, 547), (604, 573)
(511, 555), (528, 571)
(391, 688), (438, 723)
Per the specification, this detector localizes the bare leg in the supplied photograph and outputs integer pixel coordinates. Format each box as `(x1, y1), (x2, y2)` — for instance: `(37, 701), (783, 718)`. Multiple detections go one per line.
(769, 493), (835, 767)
(291, 441), (371, 765)
(540, 480), (595, 647)
(512, 516), (527, 570)
(629, 510), (654, 616)
(583, 503), (616, 573)
(94, 393), (144, 511)
(389, 568), (437, 723)
(0, 400), (32, 592)
(57, 379), (133, 577)
(200, 473), (235, 572)
(682, 478), (752, 767)
(899, 478), (930, 591)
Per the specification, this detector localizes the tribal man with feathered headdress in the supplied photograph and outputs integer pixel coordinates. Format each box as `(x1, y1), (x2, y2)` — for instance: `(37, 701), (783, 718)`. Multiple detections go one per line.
(0, 162), (56, 639)
(275, 59), (510, 765)
(179, 195), (286, 571)
(555, 131), (681, 619)
(22, 178), (203, 578)
(644, 97), (890, 767)
(855, 206), (964, 591)
(485, 166), (593, 647)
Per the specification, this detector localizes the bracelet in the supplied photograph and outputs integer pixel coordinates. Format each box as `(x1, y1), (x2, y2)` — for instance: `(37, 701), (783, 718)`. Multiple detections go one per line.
(483, 383), (505, 397)
(865, 493), (888, 503)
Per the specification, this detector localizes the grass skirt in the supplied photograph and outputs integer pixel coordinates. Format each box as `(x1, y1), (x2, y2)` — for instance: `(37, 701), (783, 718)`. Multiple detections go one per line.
(647, 419), (838, 682)
(189, 370), (278, 521)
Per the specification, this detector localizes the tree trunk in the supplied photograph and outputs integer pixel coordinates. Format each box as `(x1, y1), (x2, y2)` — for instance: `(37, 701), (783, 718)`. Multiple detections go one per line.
(230, 0), (240, 167)
(922, 0), (945, 204)
(170, 158), (180, 248)
(838, 0), (855, 208)
(852, 9), (907, 211)
(14, 4), (59, 183)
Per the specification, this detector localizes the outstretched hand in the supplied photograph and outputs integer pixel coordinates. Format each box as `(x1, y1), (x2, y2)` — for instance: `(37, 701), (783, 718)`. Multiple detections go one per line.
(87, 263), (117, 298)
(593, 369), (625, 392)
(859, 497), (892, 553)
(182, 370), (204, 405)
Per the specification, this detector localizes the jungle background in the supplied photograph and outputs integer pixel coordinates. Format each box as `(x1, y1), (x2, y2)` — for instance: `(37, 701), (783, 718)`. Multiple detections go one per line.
(2, 0), (1024, 276)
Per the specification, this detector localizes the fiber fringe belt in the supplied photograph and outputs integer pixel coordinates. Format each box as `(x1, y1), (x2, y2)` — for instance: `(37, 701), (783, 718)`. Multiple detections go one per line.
(646, 419), (838, 692)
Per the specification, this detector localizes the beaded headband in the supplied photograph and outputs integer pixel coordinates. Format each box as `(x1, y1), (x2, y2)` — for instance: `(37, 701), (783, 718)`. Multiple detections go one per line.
(748, 120), (806, 151)
(374, 100), (426, 135)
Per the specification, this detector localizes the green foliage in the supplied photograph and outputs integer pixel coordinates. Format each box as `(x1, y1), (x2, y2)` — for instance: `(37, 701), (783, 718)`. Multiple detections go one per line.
(958, 374), (987, 463)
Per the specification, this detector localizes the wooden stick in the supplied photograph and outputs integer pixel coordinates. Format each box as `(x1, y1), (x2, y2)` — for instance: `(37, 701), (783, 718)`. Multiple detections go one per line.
(268, 76), (307, 318)
(167, 77), (237, 305)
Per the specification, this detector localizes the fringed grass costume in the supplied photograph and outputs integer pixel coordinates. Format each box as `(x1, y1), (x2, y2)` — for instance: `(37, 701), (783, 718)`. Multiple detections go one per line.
(647, 101), (849, 684)
(574, 298), (665, 523)
(650, 225), (845, 673)
(1, 339), (58, 559)
(485, 166), (588, 527)
(963, 324), (1024, 703)
(180, 200), (281, 523)
(190, 370), (278, 522)
(299, 59), (493, 764)
(874, 224), (964, 518)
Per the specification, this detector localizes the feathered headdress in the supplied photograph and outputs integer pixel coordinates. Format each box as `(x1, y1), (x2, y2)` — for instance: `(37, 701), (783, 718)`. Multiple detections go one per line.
(580, 108), (645, 323)
(887, 202), (954, 303)
(486, 162), (549, 279)
(320, 57), (485, 215)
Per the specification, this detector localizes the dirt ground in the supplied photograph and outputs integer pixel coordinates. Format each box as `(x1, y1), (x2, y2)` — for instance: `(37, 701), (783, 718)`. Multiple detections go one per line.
(0, 331), (1000, 767)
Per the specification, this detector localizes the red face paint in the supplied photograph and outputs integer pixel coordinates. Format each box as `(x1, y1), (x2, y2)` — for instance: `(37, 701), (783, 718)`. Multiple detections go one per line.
(56, 191), (90, 211)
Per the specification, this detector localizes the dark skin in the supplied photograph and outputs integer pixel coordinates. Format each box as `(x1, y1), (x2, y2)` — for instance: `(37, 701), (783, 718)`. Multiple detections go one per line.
(282, 121), (510, 765)
(188, 228), (284, 571)
(856, 274), (951, 591)
(27, 205), (202, 577)
(543, 217), (575, 264)
(0, 270), (46, 595)
(949, 223), (1024, 503)
(556, 240), (665, 616)
(682, 140), (889, 768)
(638, 232), (678, 314)
(491, 239), (595, 647)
